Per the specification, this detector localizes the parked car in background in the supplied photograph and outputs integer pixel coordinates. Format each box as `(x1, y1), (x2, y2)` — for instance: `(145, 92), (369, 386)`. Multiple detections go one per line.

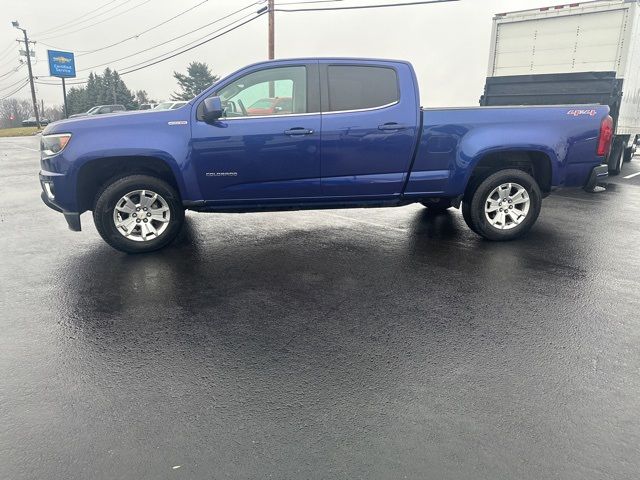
(68, 105), (127, 118)
(247, 97), (293, 115)
(40, 57), (613, 253)
(138, 103), (156, 110)
(21, 117), (50, 127)
(154, 101), (188, 110)
(481, 0), (640, 175)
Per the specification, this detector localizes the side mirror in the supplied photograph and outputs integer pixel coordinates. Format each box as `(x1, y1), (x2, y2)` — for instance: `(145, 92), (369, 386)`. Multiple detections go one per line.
(202, 96), (223, 123)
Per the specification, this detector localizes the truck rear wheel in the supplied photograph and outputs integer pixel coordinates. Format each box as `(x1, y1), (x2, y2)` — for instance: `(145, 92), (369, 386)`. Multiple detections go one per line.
(463, 169), (542, 241)
(93, 174), (184, 253)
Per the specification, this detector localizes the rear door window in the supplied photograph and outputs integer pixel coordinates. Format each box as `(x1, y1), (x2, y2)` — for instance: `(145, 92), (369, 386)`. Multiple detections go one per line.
(326, 66), (399, 112)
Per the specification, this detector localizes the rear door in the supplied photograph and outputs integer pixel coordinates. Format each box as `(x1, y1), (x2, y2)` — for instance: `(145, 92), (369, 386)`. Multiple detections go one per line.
(319, 61), (420, 197)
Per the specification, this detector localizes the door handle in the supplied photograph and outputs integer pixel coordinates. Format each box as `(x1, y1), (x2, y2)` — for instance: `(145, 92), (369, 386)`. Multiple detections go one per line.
(284, 127), (314, 136)
(378, 123), (409, 131)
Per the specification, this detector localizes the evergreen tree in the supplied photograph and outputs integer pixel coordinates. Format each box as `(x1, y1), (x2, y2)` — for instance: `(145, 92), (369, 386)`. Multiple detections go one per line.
(98, 68), (113, 105)
(112, 70), (136, 109)
(85, 73), (98, 108)
(171, 62), (218, 100)
(67, 87), (88, 115)
(63, 68), (137, 114)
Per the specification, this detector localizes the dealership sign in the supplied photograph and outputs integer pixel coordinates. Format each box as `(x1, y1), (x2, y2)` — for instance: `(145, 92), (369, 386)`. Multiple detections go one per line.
(47, 50), (76, 78)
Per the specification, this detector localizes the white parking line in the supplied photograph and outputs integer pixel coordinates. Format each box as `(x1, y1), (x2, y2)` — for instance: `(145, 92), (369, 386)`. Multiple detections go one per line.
(3, 143), (39, 152)
(623, 171), (640, 179)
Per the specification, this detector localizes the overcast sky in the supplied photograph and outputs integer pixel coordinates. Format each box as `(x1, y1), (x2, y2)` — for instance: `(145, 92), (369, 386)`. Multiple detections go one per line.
(1, 0), (564, 108)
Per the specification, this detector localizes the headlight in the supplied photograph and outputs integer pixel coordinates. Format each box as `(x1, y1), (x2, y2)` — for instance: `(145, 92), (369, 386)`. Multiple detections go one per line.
(41, 133), (71, 157)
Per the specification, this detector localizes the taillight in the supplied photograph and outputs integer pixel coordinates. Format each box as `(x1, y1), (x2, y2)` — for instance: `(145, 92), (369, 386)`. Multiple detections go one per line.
(597, 115), (613, 157)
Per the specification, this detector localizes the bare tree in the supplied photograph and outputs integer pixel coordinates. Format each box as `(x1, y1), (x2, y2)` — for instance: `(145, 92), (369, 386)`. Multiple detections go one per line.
(43, 105), (64, 121)
(0, 98), (33, 128)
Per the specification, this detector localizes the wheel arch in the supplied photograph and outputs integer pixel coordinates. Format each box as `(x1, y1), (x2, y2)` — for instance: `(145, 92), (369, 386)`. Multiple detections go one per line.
(463, 149), (553, 200)
(75, 155), (184, 213)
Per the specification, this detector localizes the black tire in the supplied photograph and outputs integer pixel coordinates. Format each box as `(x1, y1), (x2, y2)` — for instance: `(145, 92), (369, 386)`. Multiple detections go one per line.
(461, 200), (478, 234)
(608, 139), (624, 175)
(93, 174), (184, 253)
(462, 169), (542, 241)
(420, 198), (451, 212)
(623, 147), (633, 163)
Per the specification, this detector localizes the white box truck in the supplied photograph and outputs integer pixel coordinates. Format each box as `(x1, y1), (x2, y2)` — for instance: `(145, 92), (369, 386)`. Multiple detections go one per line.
(481, 0), (640, 175)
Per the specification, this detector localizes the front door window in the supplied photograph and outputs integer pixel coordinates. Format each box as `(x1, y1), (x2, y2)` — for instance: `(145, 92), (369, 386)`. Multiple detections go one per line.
(215, 66), (307, 118)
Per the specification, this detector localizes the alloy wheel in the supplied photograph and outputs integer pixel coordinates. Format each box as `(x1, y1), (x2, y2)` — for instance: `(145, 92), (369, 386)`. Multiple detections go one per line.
(484, 182), (530, 230)
(112, 189), (171, 242)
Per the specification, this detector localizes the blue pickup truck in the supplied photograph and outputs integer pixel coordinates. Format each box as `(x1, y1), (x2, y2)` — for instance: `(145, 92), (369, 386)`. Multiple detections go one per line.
(40, 58), (613, 253)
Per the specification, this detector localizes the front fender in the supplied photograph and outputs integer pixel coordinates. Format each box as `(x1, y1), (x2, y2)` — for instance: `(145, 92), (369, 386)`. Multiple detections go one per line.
(70, 148), (189, 200)
(41, 110), (202, 210)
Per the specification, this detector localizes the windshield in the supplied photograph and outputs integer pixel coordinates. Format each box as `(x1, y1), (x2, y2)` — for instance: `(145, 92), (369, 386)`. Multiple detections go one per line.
(170, 102), (187, 109)
(154, 102), (174, 110)
(86, 106), (100, 114)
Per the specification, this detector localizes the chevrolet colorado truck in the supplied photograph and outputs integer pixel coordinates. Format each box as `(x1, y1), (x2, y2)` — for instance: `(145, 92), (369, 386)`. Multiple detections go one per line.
(40, 58), (613, 253)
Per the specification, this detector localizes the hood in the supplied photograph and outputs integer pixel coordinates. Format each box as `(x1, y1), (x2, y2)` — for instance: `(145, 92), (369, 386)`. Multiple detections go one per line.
(43, 105), (192, 135)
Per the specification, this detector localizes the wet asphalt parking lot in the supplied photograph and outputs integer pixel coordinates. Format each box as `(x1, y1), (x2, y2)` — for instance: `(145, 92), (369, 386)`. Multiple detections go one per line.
(1, 135), (640, 480)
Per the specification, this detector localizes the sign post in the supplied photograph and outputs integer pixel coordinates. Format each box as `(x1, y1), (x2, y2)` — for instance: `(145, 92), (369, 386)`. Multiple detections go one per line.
(47, 50), (76, 119)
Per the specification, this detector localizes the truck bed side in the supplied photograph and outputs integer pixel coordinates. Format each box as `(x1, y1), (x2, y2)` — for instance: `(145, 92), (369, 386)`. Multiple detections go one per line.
(404, 105), (609, 198)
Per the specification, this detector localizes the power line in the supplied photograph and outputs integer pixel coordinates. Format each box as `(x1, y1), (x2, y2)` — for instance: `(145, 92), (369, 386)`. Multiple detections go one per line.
(37, 40), (93, 54)
(33, 0), (126, 36)
(63, 2), (261, 76)
(0, 76), (28, 93)
(32, 0), (457, 89)
(39, 0), (154, 41)
(0, 63), (25, 81)
(0, 79), (29, 101)
(273, 0), (458, 12)
(0, 42), (16, 58)
(32, 0), (336, 78)
(115, 0), (453, 75)
(118, 12), (267, 76)
(0, 43), (19, 63)
(39, 0), (260, 60)
(35, 9), (266, 86)
(76, 0), (212, 57)
(277, 0), (343, 4)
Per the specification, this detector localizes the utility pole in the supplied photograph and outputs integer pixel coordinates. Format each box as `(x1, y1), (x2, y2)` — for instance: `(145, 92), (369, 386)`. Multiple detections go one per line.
(268, 0), (275, 60)
(12, 21), (40, 128)
(268, 0), (275, 97)
(62, 78), (68, 118)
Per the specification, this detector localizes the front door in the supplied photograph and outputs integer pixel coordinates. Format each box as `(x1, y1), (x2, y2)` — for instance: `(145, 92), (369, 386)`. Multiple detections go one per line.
(191, 63), (321, 203)
(319, 62), (419, 198)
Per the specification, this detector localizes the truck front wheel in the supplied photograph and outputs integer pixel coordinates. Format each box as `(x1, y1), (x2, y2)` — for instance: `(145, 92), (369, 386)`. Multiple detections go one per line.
(93, 174), (185, 253)
(462, 169), (542, 241)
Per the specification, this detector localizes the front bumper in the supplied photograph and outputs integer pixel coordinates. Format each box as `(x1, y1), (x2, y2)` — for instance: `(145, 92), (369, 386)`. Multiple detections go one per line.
(584, 164), (608, 192)
(40, 174), (81, 231)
